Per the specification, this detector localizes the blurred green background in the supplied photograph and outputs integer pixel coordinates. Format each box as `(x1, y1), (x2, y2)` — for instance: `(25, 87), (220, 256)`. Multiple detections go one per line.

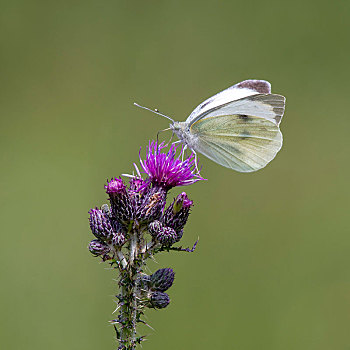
(1, 1), (350, 349)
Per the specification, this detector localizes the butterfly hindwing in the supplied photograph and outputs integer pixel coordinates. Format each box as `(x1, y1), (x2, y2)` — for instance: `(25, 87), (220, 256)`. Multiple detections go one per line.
(190, 114), (283, 172)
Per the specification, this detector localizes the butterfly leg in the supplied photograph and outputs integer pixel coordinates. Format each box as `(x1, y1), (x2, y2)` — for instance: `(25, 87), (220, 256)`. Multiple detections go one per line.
(181, 145), (188, 162)
(156, 128), (172, 145)
(192, 149), (200, 174)
(164, 129), (175, 147)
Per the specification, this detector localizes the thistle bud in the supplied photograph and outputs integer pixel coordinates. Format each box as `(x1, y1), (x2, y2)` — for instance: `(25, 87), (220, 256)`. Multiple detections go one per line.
(89, 208), (115, 240)
(148, 220), (163, 238)
(105, 178), (133, 225)
(172, 192), (192, 213)
(162, 192), (193, 238)
(105, 177), (126, 194)
(150, 268), (175, 292)
(148, 220), (177, 246)
(156, 226), (177, 246)
(150, 291), (170, 309)
(88, 239), (111, 257)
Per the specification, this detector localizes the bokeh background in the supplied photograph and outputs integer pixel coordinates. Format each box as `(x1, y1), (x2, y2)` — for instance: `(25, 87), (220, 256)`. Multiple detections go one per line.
(1, 1), (350, 349)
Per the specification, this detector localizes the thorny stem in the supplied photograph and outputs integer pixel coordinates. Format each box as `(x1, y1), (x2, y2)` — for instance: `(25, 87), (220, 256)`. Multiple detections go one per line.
(117, 229), (142, 350)
(119, 269), (137, 349)
(115, 233), (197, 349)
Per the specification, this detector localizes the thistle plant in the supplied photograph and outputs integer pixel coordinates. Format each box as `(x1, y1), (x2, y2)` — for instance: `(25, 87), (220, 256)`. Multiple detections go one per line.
(88, 141), (204, 349)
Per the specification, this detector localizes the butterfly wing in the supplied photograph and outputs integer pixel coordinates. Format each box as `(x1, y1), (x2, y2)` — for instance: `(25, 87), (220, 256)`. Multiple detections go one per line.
(190, 114), (283, 172)
(186, 79), (273, 124)
(187, 80), (285, 126)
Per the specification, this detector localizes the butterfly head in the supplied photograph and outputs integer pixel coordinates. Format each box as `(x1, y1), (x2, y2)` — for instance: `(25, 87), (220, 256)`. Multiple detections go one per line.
(170, 122), (197, 149)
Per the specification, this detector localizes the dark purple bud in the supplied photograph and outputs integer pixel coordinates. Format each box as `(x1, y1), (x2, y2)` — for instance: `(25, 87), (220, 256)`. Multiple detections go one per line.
(111, 232), (126, 247)
(106, 178), (134, 225)
(89, 207), (115, 240)
(89, 239), (111, 257)
(162, 192), (193, 240)
(150, 291), (170, 309)
(150, 268), (175, 292)
(156, 226), (177, 246)
(149, 220), (177, 245)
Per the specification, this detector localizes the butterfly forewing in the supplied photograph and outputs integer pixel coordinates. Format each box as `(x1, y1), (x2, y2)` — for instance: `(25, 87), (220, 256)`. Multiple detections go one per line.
(188, 94), (285, 127)
(190, 114), (282, 172)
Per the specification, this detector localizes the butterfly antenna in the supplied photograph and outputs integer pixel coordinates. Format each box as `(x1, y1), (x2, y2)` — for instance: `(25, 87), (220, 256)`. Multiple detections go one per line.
(134, 102), (175, 123)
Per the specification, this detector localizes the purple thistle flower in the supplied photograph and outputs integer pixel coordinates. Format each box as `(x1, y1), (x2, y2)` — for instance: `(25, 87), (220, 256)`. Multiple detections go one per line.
(139, 141), (204, 190)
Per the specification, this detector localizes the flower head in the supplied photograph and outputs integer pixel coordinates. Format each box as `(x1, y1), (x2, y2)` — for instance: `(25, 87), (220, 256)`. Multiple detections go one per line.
(139, 141), (204, 190)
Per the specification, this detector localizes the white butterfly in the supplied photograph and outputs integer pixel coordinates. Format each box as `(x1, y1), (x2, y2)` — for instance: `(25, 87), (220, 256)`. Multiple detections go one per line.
(135, 79), (285, 172)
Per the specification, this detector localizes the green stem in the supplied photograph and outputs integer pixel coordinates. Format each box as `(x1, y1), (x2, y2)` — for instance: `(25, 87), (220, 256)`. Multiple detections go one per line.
(119, 269), (137, 349)
(118, 231), (140, 350)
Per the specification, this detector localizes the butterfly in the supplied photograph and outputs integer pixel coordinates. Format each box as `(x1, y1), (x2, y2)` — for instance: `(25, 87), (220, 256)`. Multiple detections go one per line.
(135, 79), (285, 172)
